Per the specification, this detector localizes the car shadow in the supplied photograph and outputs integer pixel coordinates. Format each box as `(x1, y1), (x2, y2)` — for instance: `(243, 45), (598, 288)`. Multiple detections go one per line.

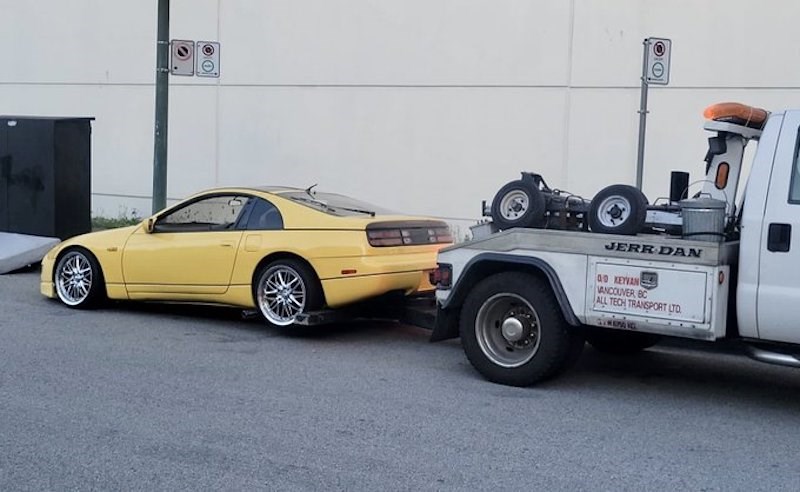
(109, 300), (393, 340)
(3, 263), (41, 274)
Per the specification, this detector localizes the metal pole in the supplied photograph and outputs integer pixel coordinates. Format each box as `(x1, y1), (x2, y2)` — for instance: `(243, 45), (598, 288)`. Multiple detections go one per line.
(635, 38), (649, 190)
(152, 0), (170, 213)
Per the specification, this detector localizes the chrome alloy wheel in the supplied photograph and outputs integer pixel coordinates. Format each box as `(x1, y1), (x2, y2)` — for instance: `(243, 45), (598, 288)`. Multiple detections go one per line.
(475, 293), (542, 368)
(498, 190), (530, 221)
(55, 251), (94, 306)
(596, 195), (631, 228)
(257, 265), (307, 326)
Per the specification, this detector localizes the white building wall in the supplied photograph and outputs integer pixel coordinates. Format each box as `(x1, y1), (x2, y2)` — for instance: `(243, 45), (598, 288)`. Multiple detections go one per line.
(1, 0), (798, 225)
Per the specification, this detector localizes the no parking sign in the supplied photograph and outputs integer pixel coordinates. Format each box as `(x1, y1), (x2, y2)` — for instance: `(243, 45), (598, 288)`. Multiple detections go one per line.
(170, 40), (194, 76)
(645, 38), (671, 85)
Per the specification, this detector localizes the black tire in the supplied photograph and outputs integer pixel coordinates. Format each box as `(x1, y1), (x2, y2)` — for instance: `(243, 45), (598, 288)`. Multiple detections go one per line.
(490, 179), (547, 230)
(253, 258), (323, 327)
(459, 272), (584, 387)
(588, 184), (648, 235)
(585, 329), (661, 355)
(53, 247), (105, 309)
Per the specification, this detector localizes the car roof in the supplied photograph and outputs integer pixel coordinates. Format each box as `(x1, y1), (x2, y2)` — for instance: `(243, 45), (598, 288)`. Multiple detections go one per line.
(213, 186), (358, 198)
(191, 186), (308, 197)
(244, 186), (305, 195)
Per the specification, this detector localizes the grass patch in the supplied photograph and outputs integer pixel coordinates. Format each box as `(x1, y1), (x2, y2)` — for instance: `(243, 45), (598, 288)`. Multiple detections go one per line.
(92, 208), (143, 231)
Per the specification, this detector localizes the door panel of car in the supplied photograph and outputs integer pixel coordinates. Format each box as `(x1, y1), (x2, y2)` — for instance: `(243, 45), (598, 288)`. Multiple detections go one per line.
(122, 194), (249, 295)
(227, 198), (288, 287)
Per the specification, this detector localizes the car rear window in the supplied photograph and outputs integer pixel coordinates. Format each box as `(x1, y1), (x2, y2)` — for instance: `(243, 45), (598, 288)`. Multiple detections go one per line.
(283, 192), (395, 217)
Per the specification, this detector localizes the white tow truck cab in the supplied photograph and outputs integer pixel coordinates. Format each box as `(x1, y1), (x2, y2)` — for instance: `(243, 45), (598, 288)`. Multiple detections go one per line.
(431, 103), (800, 386)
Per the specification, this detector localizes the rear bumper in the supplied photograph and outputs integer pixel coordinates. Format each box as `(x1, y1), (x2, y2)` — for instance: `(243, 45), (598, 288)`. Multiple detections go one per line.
(321, 270), (431, 308)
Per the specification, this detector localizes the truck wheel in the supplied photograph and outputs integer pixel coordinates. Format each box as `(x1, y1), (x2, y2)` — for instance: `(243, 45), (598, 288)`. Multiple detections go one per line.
(459, 272), (583, 387)
(588, 184), (647, 235)
(490, 180), (546, 230)
(585, 329), (661, 355)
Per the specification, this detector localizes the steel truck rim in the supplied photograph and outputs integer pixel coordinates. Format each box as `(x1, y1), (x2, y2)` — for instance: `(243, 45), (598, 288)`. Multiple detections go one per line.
(499, 190), (530, 220)
(475, 293), (542, 368)
(596, 195), (631, 228)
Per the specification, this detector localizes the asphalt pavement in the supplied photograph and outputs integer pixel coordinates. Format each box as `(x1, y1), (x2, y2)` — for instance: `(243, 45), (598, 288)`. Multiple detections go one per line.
(2, 268), (800, 491)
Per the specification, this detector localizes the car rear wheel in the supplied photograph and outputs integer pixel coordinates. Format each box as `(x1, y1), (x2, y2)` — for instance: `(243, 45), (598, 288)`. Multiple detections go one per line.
(254, 259), (322, 326)
(54, 248), (105, 309)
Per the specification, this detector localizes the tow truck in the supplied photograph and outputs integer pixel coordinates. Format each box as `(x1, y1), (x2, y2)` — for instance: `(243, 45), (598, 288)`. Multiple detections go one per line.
(428, 103), (800, 386)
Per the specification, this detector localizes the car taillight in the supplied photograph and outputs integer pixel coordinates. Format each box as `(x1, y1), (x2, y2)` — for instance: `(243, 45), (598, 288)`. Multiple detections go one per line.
(366, 222), (453, 247)
(366, 229), (405, 246)
(430, 263), (452, 288)
(432, 228), (453, 243)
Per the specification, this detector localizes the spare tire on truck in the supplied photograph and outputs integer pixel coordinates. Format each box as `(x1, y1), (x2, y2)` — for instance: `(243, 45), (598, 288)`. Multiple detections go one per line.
(490, 179), (546, 230)
(588, 184), (648, 235)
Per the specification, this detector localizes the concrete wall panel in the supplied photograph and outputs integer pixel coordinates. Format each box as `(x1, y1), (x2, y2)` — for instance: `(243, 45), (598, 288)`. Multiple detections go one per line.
(217, 86), (567, 218)
(1, 0), (798, 223)
(219, 0), (572, 85)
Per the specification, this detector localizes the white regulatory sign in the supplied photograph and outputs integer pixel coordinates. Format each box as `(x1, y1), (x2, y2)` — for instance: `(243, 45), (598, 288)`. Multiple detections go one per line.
(591, 262), (707, 323)
(195, 41), (220, 78)
(646, 37), (671, 85)
(170, 39), (194, 76)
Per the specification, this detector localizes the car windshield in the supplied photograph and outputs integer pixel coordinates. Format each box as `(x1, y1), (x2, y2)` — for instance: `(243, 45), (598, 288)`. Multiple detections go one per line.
(284, 191), (395, 217)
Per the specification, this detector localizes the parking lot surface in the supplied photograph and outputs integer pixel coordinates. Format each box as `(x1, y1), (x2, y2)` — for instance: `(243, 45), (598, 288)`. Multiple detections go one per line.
(2, 269), (800, 490)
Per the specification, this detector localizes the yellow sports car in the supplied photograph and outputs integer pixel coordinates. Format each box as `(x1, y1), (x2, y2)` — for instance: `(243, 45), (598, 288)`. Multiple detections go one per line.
(40, 186), (452, 326)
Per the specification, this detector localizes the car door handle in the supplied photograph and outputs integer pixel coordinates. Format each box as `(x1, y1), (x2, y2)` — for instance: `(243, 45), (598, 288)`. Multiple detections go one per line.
(767, 223), (791, 252)
(220, 241), (235, 248)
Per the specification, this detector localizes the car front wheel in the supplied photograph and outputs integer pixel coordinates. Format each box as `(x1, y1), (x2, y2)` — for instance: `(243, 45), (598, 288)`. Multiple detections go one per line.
(54, 248), (105, 309)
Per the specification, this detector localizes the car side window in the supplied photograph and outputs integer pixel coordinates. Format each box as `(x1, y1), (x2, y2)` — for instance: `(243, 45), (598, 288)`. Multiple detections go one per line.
(245, 198), (284, 230)
(157, 195), (250, 232)
(791, 130), (800, 203)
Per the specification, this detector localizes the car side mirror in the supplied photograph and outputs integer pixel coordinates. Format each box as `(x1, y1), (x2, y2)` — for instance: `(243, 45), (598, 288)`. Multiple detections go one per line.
(144, 217), (155, 234)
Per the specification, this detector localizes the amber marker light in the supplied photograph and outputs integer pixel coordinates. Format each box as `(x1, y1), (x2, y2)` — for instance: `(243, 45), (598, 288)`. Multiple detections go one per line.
(703, 102), (768, 127)
(715, 162), (730, 189)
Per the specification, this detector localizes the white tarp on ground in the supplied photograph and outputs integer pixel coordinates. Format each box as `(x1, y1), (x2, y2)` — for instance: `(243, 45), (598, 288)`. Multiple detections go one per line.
(0, 232), (60, 274)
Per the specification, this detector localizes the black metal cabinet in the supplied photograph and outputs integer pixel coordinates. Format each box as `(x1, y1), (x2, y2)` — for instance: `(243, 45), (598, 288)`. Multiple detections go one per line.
(0, 117), (93, 239)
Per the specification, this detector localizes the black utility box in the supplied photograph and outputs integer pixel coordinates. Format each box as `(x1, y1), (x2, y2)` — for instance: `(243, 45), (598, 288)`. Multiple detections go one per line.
(0, 116), (93, 239)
